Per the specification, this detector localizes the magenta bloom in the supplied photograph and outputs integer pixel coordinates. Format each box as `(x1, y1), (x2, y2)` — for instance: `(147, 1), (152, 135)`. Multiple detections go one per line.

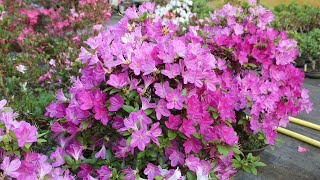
(180, 119), (196, 138)
(144, 163), (161, 180)
(165, 115), (182, 130)
(147, 122), (162, 146)
(66, 144), (84, 161)
(97, 165), (112, 180)
(130, 128), (150, 151)
(154, 81), (171, 99)
(166, 89), (185, 110)
(14, 121), (37, 147)
(95, 145), (107, 160)
(50, 147), (66, 167)
(169, 150), (185, 167)
(161, 63), (181, 79)
(108, 94), (124, 111)
(45, 102), (65, 118)
(0, 99), (7, 110)
(0, 157), (21, 178)
(56, 89), (68, 103)
(220, 125), (238, 146)
(79, 91), (94, 110)
(183, 137), (202, 154)
(122, 167), (136, 180)
(107, 72), (129, 89)
(155, 99), (171, 120)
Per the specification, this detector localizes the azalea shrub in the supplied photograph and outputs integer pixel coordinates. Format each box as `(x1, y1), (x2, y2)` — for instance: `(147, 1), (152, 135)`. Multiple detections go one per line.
(0, 1), (312, 180)
(0, 0), (111, 123)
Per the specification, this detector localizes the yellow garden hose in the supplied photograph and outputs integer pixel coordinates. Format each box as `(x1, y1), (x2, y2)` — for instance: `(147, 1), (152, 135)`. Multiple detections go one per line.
(289, 116), (320, 131)
(275, 127), (320, 148)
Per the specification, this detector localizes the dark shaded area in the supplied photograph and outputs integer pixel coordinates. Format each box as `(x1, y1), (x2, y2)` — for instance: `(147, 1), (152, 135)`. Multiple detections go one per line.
(235, 78), (320, 179)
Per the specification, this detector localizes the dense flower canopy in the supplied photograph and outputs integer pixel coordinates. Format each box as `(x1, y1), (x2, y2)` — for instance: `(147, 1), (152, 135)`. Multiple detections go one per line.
(0, 1), (312, 180)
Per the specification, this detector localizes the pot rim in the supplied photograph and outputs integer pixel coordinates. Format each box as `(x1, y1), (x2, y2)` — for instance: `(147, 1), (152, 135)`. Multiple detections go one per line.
(241, 144), (269, 153)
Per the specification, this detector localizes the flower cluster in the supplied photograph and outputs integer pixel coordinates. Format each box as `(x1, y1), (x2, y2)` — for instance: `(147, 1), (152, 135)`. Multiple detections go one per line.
(43, 1), (311, 179)
(155, 0), (193, 24)
(0, 1), (312, 179)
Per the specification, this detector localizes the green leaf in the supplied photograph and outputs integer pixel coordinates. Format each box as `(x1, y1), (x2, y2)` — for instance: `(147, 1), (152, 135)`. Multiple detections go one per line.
(181, 88), (187, 96)
(147, 150), (157, 158)
(232, 163), (242, 168)
(193, 132), (201, 139)
(168, 131), (177, 140)
(122, 105), (136, 113)
(231, 146), (241, 154)
(253, 161), (266, 167)
(126, 136), (132, 146)
(24, 142), (32, 149)
(64, 155), (74, 164)
(110, 88), (120, 94)
(187, 171), (196, 180)
(83, 120), (89, 130)
(137, 151), (145, 159)
(217, 144), (230, 156)
(72, 164), (80, 171)
(243, 166), (251, 173)
(140, 12), (148, 20)
(37, 138), (47, 143)
(155, 176), (163, 180)
(251, 166), (258, 175)
(145, 109), (154, 116)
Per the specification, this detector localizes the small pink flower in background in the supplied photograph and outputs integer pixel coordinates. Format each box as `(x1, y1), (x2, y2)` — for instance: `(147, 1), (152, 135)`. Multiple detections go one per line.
(298, 146), (308, 153)
(0, 157), (21, 178)
(49, 59), (56, 66)
(97, 165), (112, 180)
(14, 121), (37, 147)
(56, 89), (68, 103)
(144, 163), (161, 180)
(93, 24), (103, 31)
(16, 64), (27, 74)
(122, 167), (137, 180)
(108, 94), (124, 111)
(0, 99), (7, 110)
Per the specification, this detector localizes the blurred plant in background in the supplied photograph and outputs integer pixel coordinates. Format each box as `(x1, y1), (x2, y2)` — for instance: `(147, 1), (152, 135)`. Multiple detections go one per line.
(0, 0), (111, 126)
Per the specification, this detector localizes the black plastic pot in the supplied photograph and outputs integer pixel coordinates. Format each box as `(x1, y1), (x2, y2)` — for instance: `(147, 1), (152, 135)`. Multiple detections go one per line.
(305, 71), (320, 79)
(242, 145), (269, 156)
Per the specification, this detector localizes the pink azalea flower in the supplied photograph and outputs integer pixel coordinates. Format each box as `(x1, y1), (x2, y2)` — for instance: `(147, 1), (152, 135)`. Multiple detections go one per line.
(166, 89), (185, 110)
(56, 89), (68, 103)
(108, 94), (124, 111)
(122, 167), (136, 180)
(144, 163), (161, 180)
(185, 155), (201, 172)
(155, 99), (171, 120)
(130, 128), (150, 151)
(141, 97), (156, 110)
(66, 144), (84, 161)
(50, 147), (66, 167)
(97, 165), (112, 180)
(165, 115), (182, 130)
(14, 121), (37, 147)
(0, 157), (21, 178)
(161, 63), (181, 79)
(107, 72), (129, 89)
(45, 102), (65, 118)
(51, 121), (65, 136)
(147, 122), (162, 146)
(79, 91), (94, 110)
(183, 137), (202, 154)
(298, 146), (308, 153)
(220, 125), (238, 146)
(180, 119), (196, 138)
(0, 99), (7, 110)
(169, 150), (185, 166)
(154, 82), (171, 99)
(95, 145), (107, 160)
